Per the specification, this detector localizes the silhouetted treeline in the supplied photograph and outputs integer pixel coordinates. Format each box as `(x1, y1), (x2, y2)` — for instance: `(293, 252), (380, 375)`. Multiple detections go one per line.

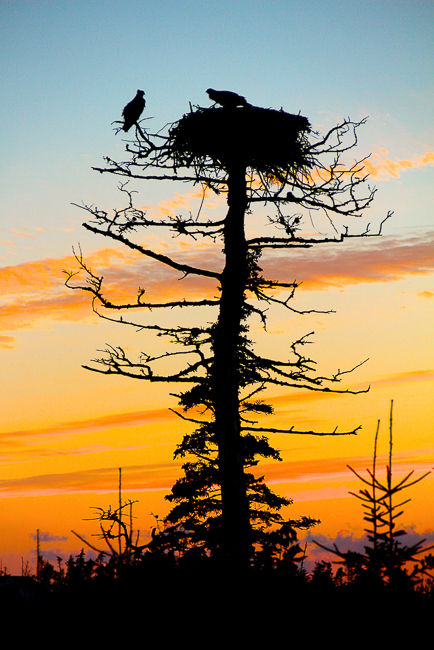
(2, 545), (434, 641)
(4, 542), (434, 603)
(29, 547), (434, 594)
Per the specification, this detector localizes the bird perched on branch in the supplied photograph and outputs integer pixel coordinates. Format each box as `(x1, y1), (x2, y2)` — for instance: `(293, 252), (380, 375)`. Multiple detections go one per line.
(206, 88), (249, 108)
(122, 90), (146, 132)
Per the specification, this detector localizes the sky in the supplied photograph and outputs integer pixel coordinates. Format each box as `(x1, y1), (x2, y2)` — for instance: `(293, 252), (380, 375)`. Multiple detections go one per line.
(0, 0), (433, 574)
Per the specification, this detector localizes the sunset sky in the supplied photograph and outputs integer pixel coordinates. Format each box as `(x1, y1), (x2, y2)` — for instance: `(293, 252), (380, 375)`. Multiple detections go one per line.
(1, 0), (433, 574)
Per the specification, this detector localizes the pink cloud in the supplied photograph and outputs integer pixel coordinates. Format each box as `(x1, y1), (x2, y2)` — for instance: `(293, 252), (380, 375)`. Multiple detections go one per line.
(261, 232), (434, 290)
(1, 232), (433, 333)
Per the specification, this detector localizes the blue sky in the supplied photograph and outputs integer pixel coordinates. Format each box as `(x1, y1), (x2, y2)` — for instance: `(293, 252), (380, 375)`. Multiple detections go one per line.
(1, 0), (433, 265)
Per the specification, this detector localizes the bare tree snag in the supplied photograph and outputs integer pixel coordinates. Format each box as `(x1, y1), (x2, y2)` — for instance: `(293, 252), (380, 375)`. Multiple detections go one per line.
(66, 91), (392, 573)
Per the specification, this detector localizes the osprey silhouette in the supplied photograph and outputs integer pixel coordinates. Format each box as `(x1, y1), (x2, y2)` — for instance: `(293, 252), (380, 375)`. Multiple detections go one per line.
(206, 88), (249, 108)
(122, 90), (146, 132)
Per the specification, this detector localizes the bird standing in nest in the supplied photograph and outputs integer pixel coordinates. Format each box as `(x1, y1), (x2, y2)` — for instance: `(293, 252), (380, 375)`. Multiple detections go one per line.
(122, 90), (146, 132)
(206, 88), (249, 108)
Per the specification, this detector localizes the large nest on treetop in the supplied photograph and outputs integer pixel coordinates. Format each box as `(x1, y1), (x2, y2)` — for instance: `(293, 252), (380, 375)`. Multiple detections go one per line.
(168, 105), (313, 178)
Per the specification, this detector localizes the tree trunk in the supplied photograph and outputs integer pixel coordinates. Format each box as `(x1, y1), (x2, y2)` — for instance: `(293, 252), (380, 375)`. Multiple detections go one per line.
(212, 161), (251, 573)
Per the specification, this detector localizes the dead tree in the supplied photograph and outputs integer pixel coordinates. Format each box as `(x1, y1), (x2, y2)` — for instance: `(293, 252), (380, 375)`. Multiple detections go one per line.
(66, 93), (392, 573)
(72, 469), (146, 577)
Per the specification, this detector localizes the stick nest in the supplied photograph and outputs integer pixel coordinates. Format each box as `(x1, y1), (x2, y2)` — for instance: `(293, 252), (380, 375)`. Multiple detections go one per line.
(168, 105), (313, 177)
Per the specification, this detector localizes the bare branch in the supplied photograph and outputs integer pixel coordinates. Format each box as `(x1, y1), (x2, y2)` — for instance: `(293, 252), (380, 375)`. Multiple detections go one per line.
(241, 425), (362, 436)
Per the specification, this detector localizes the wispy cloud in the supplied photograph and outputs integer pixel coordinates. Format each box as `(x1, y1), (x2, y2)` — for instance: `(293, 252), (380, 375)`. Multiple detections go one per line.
(1, 230), (433, 334)
(0, 408), (177, 441)
(363, 150), (434, 180)
(2, 450), (428, 499)
(0, 463), (181, 498)
(0, 335), (17, 349)
(261, 231), (434, 290)
(371, 369), (434, 386)
(0, 245), (220, 333)
(253, 454), (433, 490)
(0, 407), (181, 464)
(418, 290), (434, 299)
(262, 369), (434, 409)
(293, 486), (351, 502)
(29, 531), (68, 542)
(136, 187), (225, 220)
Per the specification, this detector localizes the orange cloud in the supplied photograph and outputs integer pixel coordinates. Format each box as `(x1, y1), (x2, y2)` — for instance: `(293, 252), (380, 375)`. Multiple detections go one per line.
(0, 246), (220, 333)
(0, 463), (182, 498)
(1, 449), (429, 499)
(0, 408), (177, 441)
(263, 369), (434, 406)
(135, 186), (225, 220)
(0, 335), (17, 349)
(418, 290), (434, 299)
(1, 232), (433, 334)
(0, 255), (78, 296)
(362, 150), (434, 179)
(293, 486), (351, 502)
(257, 454), (433, 488)
(0, 291), (95, 332)
(371, 369), (434, 386)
